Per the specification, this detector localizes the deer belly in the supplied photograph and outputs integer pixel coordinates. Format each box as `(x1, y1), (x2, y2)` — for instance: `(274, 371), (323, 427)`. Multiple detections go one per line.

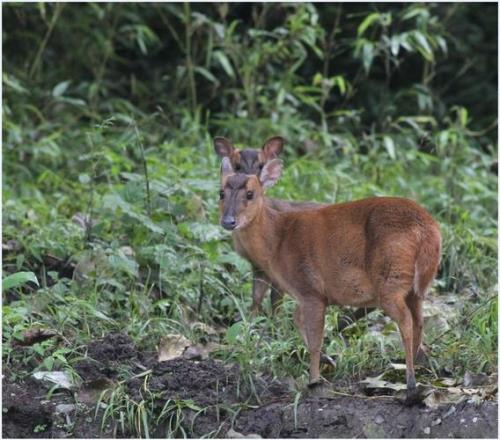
(327, 268), (376, 306)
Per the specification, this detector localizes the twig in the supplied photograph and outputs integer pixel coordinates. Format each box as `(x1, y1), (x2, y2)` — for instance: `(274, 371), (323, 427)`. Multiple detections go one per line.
(197, 264), (205, 314)
(85, 133), (97, 246)
(133, 123), (152, 217)
(184, 3), (197, 114)
(29, 3), (65, 78)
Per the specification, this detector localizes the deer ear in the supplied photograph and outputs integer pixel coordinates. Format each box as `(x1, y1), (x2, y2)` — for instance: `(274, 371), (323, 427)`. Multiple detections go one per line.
(214, 137), (235, 158)
(261, 136), (284, 160)
(221, 157), (235, 178)
(260, 159), (283, 189)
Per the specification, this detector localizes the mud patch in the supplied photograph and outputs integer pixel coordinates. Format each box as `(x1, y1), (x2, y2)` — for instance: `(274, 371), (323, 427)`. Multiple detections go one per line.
(3, 332), (498, 438)
(235, 396), (498, 438)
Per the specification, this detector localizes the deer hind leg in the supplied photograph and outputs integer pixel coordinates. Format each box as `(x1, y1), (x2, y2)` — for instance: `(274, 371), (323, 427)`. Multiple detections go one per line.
(293, 304), (308, 345)
(405, 292), (426, 364)
(270, 283), (284, 315)
(380, 291), (418, 405)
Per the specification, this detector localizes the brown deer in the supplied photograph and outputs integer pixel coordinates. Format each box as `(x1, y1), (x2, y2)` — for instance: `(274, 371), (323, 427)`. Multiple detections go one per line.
(214, 136), (374, 330)
(218, 157), (441, 405)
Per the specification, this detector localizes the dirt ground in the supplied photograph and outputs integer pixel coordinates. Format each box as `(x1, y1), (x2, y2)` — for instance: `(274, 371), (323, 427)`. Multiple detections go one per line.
(3, 332), (497, 438)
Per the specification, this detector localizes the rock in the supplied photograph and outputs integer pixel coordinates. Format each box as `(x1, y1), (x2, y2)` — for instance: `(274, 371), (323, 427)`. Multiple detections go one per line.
(183, 345), (203, 360)
(423, 427), (431, 435)
(55, 404), (76, 415)
(463, 371), (489, 387)
(362, 421), (387, 438)
(374, 414), (385, 424)
(443, 406), (456, 418)
(32, 371), (75, 390)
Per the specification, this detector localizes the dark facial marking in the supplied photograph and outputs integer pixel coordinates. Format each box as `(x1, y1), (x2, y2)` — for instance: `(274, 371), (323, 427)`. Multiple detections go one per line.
(226, 174), (249, 190)
(236, 149), (262, 175)
(222, 175), (249, 223)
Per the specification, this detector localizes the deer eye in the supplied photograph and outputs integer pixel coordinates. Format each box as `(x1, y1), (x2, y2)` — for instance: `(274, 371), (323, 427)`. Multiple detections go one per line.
(259, 163), (264, 170)
(219, 190), (225, 200)
(235, 163), (241, 171)
(246, 191), (254, 200)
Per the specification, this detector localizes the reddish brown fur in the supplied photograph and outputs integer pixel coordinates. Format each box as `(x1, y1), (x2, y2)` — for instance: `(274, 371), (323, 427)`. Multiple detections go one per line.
(219, 162), (441, 404)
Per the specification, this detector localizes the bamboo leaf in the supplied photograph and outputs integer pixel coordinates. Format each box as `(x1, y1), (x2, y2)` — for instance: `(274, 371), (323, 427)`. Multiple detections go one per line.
(358, 13), (381, 36)
(213, 50), (235, 78)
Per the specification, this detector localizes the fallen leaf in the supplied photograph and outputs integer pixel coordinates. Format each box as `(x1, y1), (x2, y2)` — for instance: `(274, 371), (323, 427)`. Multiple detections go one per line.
(389, 362), (407, 370)
(226, 428), (262, 439)
(360, 374), (407, 393)
(77, 377), (115, 405)
(32, 371), (76, 390)
(14, 327), (57, 346)
(439, 377), (458, 387)
(424, 390), (461, 409)
(158, 334), (191, 362)
(423, 383), (497, 409)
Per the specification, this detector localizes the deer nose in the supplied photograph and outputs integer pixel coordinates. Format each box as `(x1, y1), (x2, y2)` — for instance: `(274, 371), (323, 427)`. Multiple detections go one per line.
(221, 216), (237, 230)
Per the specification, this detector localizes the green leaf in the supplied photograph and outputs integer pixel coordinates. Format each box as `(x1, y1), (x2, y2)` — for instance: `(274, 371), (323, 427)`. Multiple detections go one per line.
(362, 41), (375, 74)
(332, 76), (346, 95)
(358, 12), (380, 36)
(52, 80), (71, 97)
(194, 66), (219, 85)
(457, 107), (468, 127)
(436, 36), (448, 54)
(2, 272), (39, 291)
(182, 399), (202, 411)
(79, 173), (91, 184)
(217, 252), (250, 275)
(3, 73), (28, 94)
(390, 36), (400, 56)
(226, 321), (244, 344)
(213, 50), (235, 78)
(383, 136), (396, 160)
(413, 31), (434, 61)
(402, 7), (428, 21)
(108, 254), (139, 277)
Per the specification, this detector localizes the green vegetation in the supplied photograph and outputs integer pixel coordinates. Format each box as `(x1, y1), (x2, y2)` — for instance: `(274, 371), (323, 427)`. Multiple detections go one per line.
(3, 3), (497, 437)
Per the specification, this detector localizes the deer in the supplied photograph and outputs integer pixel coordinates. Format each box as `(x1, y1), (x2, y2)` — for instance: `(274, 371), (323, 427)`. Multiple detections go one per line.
(214, 136), (375, 330)
(218, 156), (441, 405)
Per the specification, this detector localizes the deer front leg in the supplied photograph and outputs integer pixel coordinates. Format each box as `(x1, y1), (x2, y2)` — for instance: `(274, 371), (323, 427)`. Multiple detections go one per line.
(250, 268), (271, 316)
(295, 298), (327, 385)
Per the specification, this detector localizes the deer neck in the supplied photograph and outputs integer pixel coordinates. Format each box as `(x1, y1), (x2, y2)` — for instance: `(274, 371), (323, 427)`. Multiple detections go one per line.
(233, 198), (281, 272)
